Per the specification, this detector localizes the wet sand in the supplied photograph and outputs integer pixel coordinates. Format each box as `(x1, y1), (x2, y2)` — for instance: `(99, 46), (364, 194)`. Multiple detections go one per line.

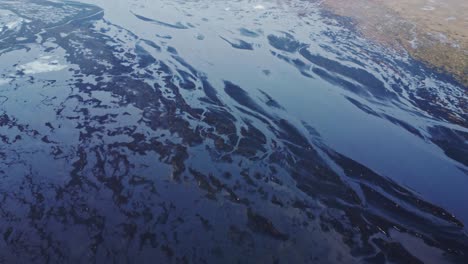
(320, 0), (468, 86)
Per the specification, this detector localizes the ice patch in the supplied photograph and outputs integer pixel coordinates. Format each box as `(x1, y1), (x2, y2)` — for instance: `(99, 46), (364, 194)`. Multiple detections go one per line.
(0, 11), (29, 33)
(421, 6), (435, 11)
(0, 79), (9, 86)
(17, 57), (67, 74)
(254, 5), (265, 10)
(6, 20), (20, 29)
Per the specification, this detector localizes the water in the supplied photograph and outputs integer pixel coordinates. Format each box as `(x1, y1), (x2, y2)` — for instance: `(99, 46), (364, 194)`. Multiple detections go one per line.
(0, 0), (467, 263)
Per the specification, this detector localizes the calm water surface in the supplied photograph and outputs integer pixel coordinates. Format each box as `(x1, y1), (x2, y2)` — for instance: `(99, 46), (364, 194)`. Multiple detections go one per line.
(0, 0), (467, 263)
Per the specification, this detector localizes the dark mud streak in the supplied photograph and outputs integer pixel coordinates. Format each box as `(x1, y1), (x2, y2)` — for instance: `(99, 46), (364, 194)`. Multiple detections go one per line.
(224, 81), (272, 119)
(345, 96), (380, 117)
(300, 48), (398, 100)
(259, 89), (284, 110)
(347, 96), (422, 137)
(239, 28), (260, 38)
(131, 11), (188, 29)
(428, 126), (468, 166)
(267, 32), (306, 53)
(383, 114), (424, 139)
(267, 32), (398, 100)
(247, 209), (289, 241)
(220, 36), (254, 50)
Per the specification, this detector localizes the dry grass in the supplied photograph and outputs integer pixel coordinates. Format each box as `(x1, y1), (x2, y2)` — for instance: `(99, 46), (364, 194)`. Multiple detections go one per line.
(320, 0), (468, 86)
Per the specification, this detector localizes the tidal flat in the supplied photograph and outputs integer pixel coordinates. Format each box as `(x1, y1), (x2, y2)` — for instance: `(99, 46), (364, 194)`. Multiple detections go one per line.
(0, 0), (467, 263)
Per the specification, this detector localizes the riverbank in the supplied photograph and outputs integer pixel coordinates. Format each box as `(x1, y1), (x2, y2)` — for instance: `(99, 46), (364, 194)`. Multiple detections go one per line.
(320, 0), (468, 87)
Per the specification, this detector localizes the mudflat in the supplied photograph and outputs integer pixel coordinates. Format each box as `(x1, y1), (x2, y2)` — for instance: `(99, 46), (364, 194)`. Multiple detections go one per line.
(321, 0), (468, 86)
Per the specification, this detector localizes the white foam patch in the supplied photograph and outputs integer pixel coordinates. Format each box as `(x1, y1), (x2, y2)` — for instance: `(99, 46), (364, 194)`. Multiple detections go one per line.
(0, 79), (9, 86)
(18, 57), (67, 74)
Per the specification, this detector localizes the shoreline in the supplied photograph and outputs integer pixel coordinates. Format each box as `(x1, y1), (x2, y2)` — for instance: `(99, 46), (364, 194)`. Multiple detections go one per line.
(319, 0), (468, 87)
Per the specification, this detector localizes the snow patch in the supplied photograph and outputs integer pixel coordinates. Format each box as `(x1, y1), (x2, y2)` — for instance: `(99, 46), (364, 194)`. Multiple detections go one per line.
(253, 5), (265, 10)
(17, 56), (67, 74)
(5, 20), (20, 30)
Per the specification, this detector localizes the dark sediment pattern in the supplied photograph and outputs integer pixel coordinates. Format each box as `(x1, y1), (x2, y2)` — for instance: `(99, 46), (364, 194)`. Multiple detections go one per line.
(0, 0), (467, 263)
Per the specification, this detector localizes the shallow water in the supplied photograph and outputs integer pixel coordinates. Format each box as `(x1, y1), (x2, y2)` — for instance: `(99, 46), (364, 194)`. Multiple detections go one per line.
(0, 0), (467, 263)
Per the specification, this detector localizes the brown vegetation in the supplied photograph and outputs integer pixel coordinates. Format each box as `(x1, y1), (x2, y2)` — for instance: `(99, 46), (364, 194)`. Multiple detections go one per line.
(320, 0), (468, 86)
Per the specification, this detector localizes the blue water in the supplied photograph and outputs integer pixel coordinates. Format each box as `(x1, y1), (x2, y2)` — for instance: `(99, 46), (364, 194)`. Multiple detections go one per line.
(0, 0), (467, 262)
